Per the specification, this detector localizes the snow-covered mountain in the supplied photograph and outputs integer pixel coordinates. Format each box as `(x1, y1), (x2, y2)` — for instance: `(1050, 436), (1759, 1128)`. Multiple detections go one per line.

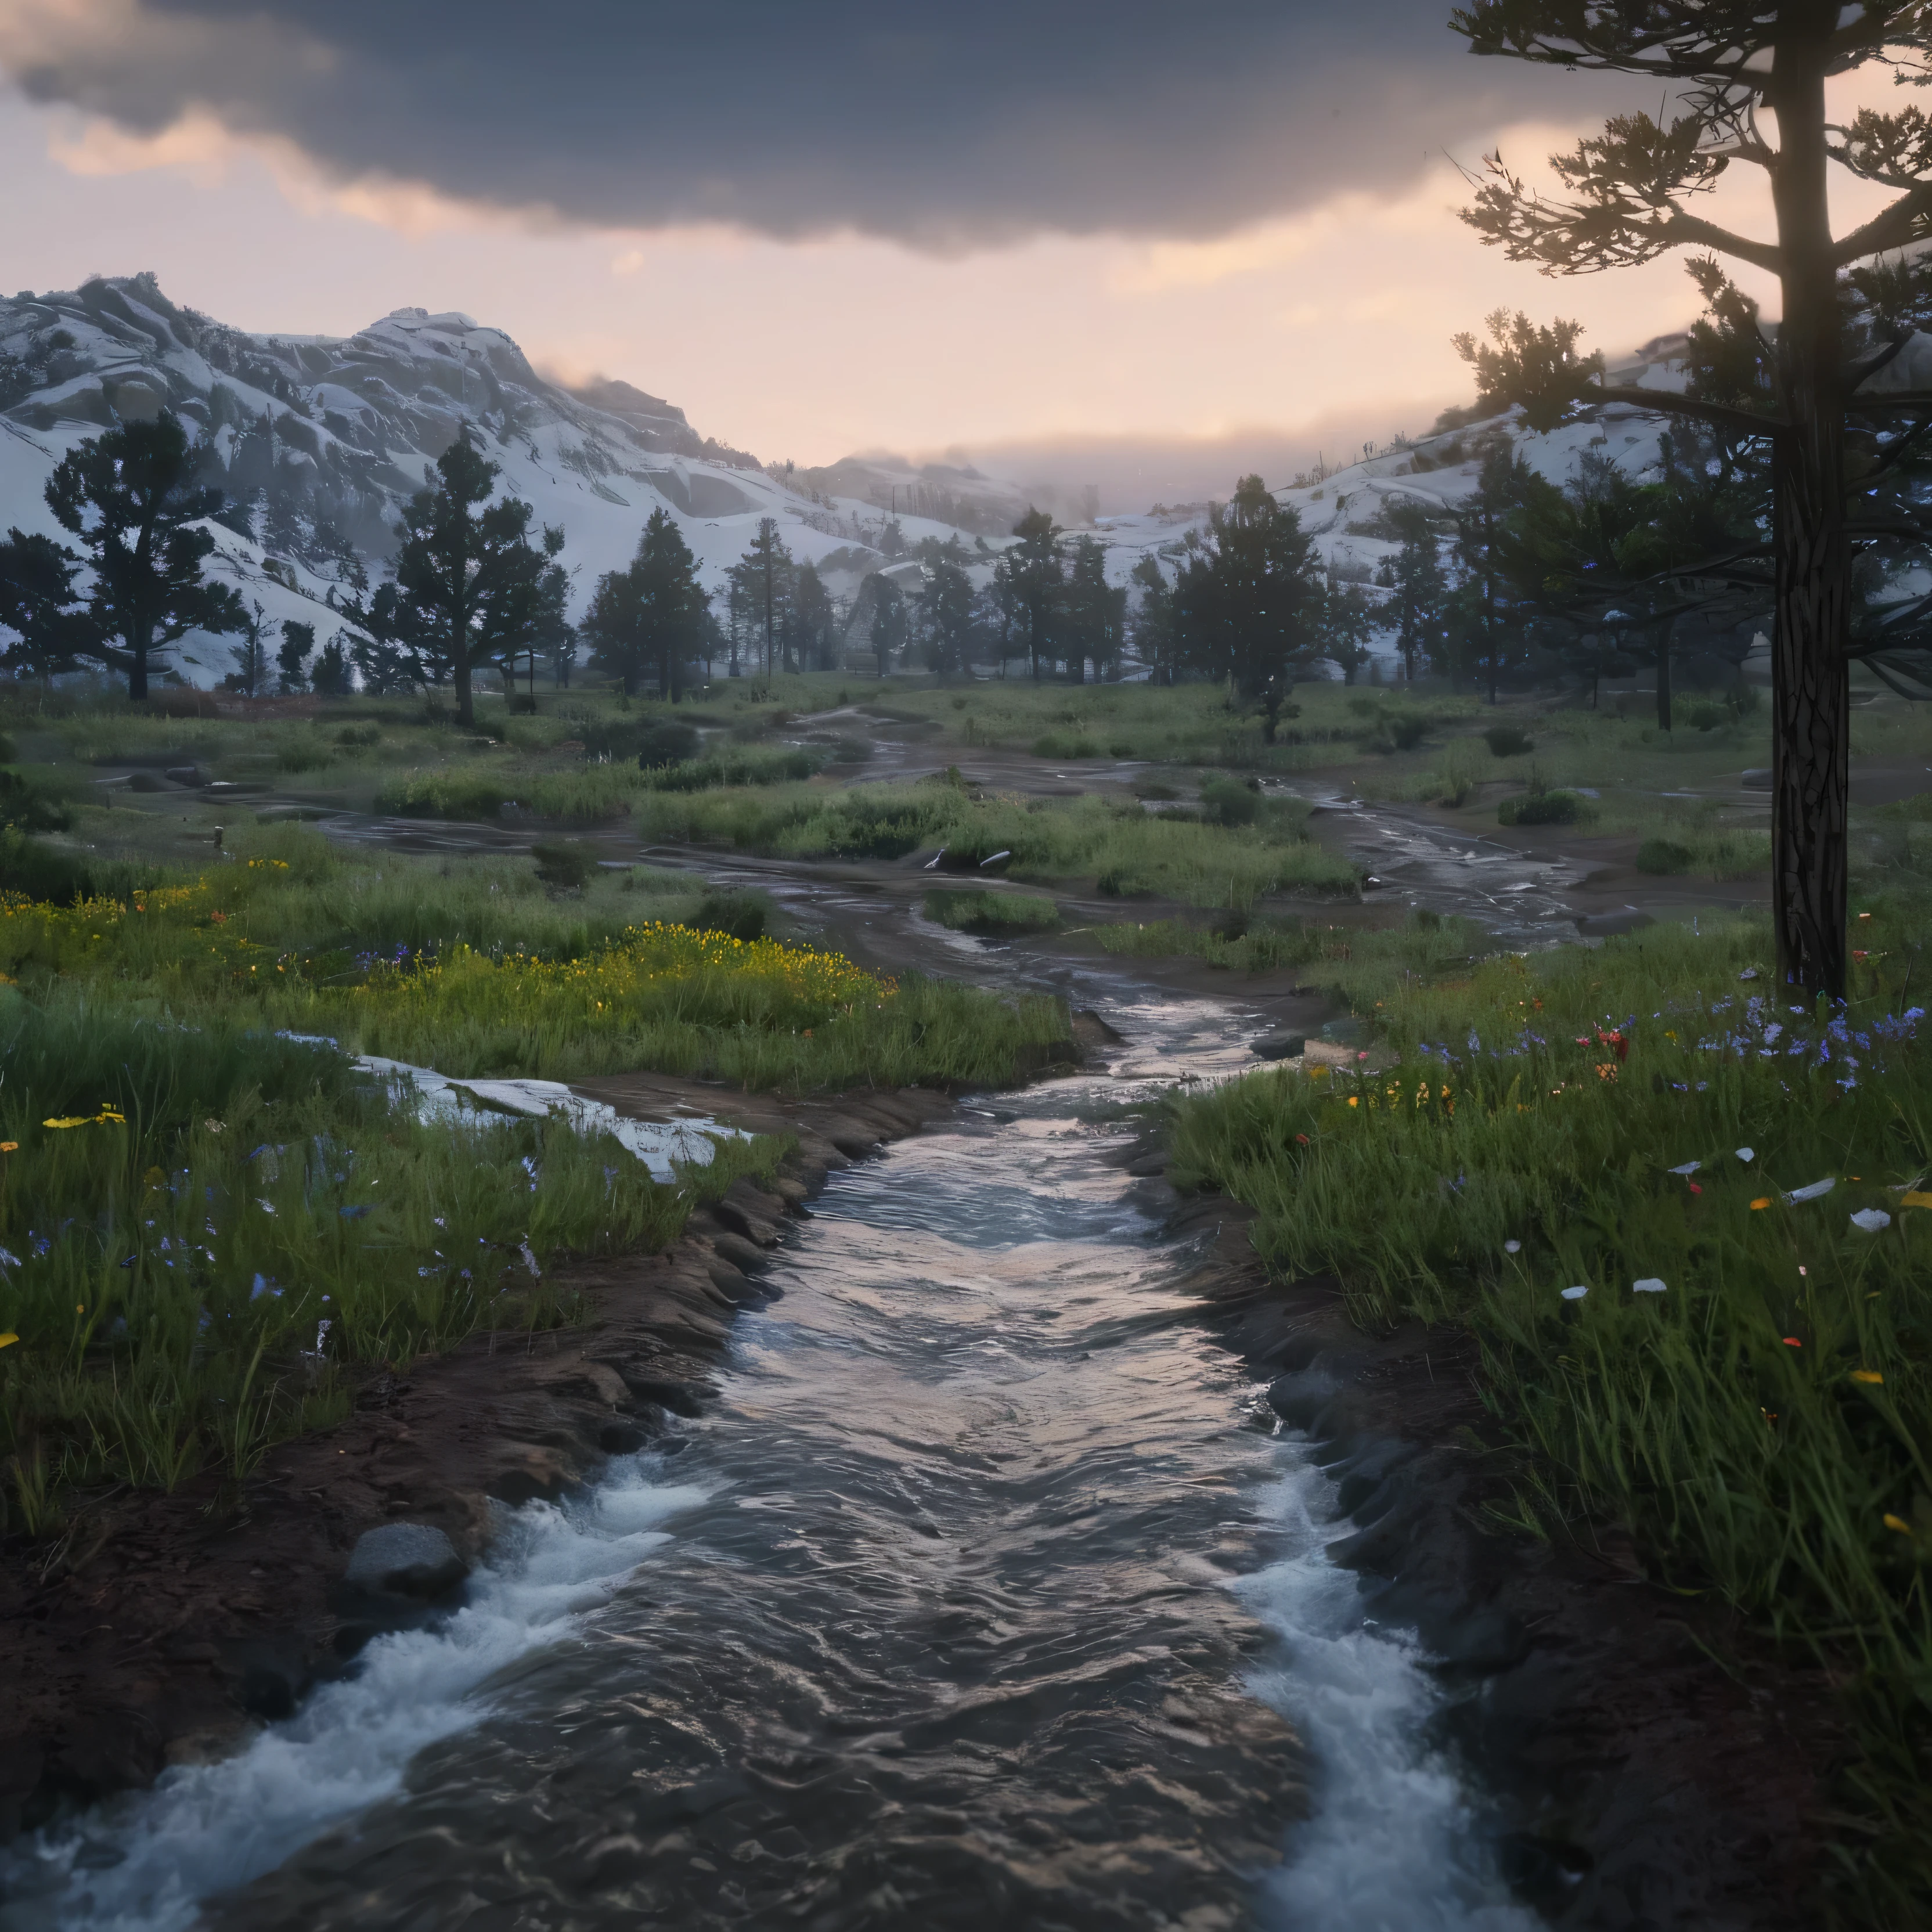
(0, 272), (1699, 684)
(0, 273), (1015, 682)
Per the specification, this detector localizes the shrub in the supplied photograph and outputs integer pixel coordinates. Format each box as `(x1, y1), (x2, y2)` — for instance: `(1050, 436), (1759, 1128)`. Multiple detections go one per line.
(1483, 722), (1535, 757)
(924, 889), (1059, 935)
(1031, 732), (1101, 759)
(531, 839), (596, 890)
(1385, 712), (1432, 751)
(1636, 838), (1695, 875)
(641, 748), (819, 791)
(685, 891), (767, 942)
(1199, 773), (1260, 828)
(1498, 788), (1587, 826)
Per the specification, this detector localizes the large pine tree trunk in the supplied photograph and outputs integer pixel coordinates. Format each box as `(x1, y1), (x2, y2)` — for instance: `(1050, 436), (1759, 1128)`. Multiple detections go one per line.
(455, 654), (474, 727)
(1769, 427), (1850, 999)
(1768, 22), (1850, 1001)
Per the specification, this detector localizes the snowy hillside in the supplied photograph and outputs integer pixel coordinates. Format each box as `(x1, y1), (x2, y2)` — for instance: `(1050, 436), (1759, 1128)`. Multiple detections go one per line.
(0, 273), (1007, 683)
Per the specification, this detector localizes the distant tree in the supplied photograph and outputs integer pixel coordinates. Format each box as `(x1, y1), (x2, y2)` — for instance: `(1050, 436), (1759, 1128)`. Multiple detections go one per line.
(917, 559), (976, 675)
(584, 508), (711, 700)
(349, 584), (423, 696)
(1445, 443), (1537, 701)
(986, 556), (1022, 676)
(1129, 555), (1177, 684)
(42, 409), (244, 699)
(877, 516), (906, 559)
(735, 518), (792, 676)
(387, 428), (564, 726)
(222, 597), (271, 696)
(1008, 508), (1064, 680)
(311, 629), (354, 698)
(786, 561), (837, 671)
(1374, 501), (1447, 682)
(0, 528), (96, 682)
(852, 574), (907, 677)
(277, 619), (314, 694)
(1059, 535), (1127, 683)
(1172, 475), (1327, 740)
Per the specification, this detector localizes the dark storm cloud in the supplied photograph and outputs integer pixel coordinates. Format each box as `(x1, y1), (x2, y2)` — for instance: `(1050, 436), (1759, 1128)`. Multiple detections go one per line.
(4, 1), (1625, 247)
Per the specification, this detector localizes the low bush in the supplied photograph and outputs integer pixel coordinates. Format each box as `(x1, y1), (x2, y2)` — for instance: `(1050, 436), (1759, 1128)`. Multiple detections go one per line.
(924, 889), (1060, 935)
(1498, 788), (1588, 826)
(1198, 773), (1260, 828)
(1637, 837), (1695, 875)
(1484, 722), (1535, 757)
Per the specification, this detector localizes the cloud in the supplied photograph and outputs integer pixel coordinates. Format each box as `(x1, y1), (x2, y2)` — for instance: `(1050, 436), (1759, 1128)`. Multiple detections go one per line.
(0, 0), (1637, 248)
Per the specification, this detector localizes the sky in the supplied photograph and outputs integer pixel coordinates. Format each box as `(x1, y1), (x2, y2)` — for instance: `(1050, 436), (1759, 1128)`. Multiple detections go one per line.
(0, 2), (1890, 509)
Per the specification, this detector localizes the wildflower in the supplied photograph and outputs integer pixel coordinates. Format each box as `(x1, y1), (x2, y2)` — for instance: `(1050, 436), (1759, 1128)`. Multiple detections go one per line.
(1689, 1183), (1703, 1195)
(1786, 1178), (1836, 1203)
(1851, 1370), (1884, 1386)
(1504, 1239), (1521, 1254)
(1668, 1161), (1700, 1177)
(1885, 1514), (1913, 1535)
(1850, 1209), (1891, 1233)
(1782, 1336), (1803, 1347)
(1347, 1096), (1358, 1108)
(1750, 1197), (1772, 1210)
(1736, 1147), (1754, 1163)
(1902, 1190), (1932, 1210)
(0, 1332), (16, 1349)
(1295, 1133), (1309, 1145)
(1561, 1285), (1588, 1300)
(204, 1118), (225, 1134)
(1632, 1277), (1668, 1294)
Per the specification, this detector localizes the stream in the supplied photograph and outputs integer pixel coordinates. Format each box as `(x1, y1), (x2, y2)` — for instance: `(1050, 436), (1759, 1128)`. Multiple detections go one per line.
(2, 996), (1537, 1932)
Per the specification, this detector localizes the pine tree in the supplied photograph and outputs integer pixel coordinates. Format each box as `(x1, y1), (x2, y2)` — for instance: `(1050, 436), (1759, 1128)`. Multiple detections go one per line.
(787, 561), (836, 671)
(736, 519), (792, 677)
(917, 559), (976, 675)
(1374, 502), (1448, 682)
(1008, 509), (1064, 680)
(311, 630), (354, 698)
(277, 620), (314, 694)
(583, 508), (710, 699)
(1129, 556), (1177, 683)
(1445, 442), (1536, 702)
(1448, 1), (1932, 993)
(1172, 476), (1327, 739)
(0, 528), (96, 682)
(387, 428), (564, 726)
(224, 597), (271, 696)
(42, 410), (244, 698)
(1060, 535), (1127, 683)
(853, 574), (907, 677)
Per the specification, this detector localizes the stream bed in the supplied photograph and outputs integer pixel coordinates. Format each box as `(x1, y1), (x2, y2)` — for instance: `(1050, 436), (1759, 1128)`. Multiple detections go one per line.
(3, 998), (1535, 1932)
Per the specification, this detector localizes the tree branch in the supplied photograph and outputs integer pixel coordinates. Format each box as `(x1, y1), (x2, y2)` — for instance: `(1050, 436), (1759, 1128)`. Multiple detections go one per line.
(1591, 384), (1786, 435)
(1834, 183), (1932, 266)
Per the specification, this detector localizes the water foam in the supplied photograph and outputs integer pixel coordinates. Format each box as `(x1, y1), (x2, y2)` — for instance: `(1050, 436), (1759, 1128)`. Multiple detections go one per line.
(0, 1462), (708, 1932)
(1239, 1455), (1538, 1932)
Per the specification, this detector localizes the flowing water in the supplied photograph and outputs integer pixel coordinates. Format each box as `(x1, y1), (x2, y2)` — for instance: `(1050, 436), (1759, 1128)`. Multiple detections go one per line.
(3, 998), (1537, 1932)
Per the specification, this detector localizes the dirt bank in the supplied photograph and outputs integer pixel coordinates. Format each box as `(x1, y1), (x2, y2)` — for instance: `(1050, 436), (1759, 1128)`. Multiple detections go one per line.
(0, 1074), (974, 1843)
(1141, 1163), (1840, 1932)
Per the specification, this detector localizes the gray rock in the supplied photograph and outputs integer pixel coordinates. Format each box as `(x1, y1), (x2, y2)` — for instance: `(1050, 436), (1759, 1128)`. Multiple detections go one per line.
(1253, 1032), (1306, 1062)
(344, 1523), (467, 1601)
(1742, 768), (1773, 790)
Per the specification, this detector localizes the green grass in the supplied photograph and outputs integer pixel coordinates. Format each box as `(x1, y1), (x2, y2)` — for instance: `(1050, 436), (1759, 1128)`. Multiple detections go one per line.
(0, 990), (783, 1531)
(0, 831), (1072, 1530)
(924, 888), (1062, 935)
(1167, 908), (1932, 1924)
(625, 780), (1357, 906)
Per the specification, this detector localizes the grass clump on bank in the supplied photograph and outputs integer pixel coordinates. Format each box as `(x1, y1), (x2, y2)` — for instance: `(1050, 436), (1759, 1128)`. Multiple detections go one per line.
(0, 993), (780, 1534)
(1167, 912), (1932, 1923)
(924, 888), (1061, 936)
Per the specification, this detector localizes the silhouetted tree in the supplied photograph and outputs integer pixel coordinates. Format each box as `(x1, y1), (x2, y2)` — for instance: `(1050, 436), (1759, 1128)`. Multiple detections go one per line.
(584, 508), (710, 700)
(42, 409), (244, 698)
(222, 597), (271, 696)
(0, 528), (95, 682)
(387, 428), (564, 726)
(1374, 502), (1447, 682)
(1172, 475), (1327, 740)
(917, 558), (976, 675)
(1008, 508), (1064, 680)
(1451, 0), (1932, 992)
(277, 619), (314, 694)
(1060, 536), (1127, 683)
